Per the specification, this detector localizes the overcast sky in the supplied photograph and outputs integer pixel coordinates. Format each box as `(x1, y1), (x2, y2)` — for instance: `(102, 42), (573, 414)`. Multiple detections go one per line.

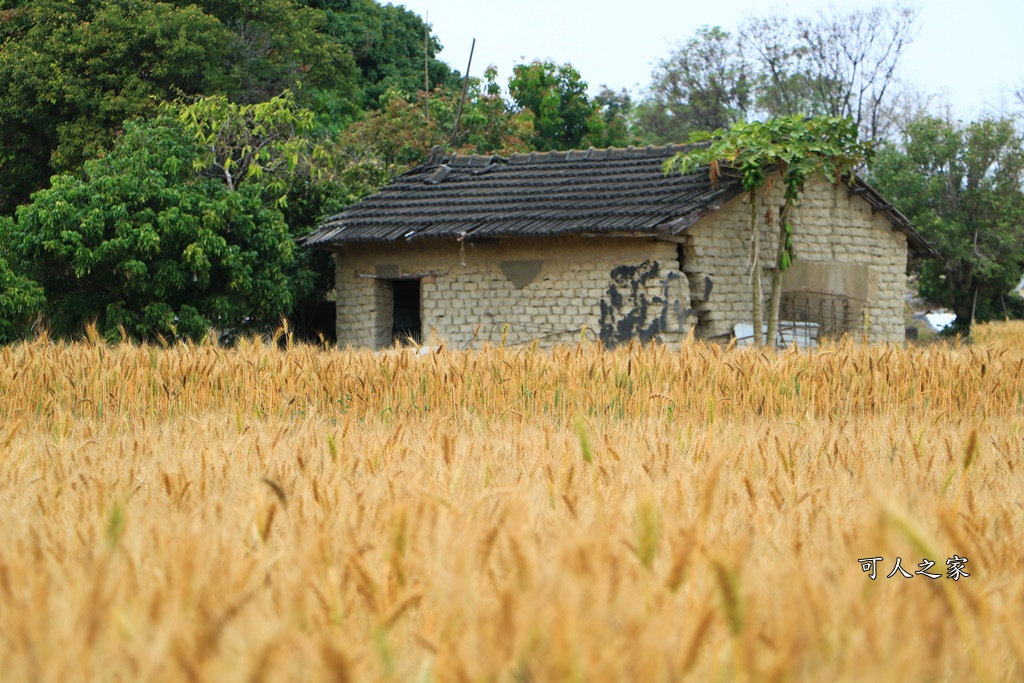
(407, 0), (1022, 121)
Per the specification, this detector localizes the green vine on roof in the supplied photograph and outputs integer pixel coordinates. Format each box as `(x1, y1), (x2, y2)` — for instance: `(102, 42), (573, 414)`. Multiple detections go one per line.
(664, 115), (872, 346)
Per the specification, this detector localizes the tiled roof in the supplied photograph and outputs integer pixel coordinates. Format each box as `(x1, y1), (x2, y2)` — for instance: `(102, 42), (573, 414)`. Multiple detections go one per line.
(302, 145), (935, 257)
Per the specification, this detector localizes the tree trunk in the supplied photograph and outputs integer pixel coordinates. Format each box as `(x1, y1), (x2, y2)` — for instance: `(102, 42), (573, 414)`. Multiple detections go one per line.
(952, 302), (973, 336)
(753, 269), (764, 347)
(950, 271), (975, 336)
(749, 192), (764, 346)
(766, 199), (794, 348)
(766, 263), (782, 348)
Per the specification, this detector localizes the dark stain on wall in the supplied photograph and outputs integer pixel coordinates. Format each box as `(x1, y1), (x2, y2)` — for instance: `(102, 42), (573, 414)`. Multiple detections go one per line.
(599, 260), (690, 346)
(499, 259), (543, 289)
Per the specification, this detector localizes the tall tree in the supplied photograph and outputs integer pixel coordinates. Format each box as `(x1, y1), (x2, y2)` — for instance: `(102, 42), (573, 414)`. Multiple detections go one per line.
(636, 26), (751, 145)
(635, 5), (918, 145)
(738, 14), (822, 120)
(296, 0), (460, 112)
(0, 254), (44, 344)
(870, 115), (1024, 331)
(1, 93), (342, 342)
(741, 5), (918, 142)
(454, 68), (540, 153)
(593, 87), (638, 148)
(0, 0), (463, 215)
(508, 60), (621, 151)
(336, 74), (534, 182)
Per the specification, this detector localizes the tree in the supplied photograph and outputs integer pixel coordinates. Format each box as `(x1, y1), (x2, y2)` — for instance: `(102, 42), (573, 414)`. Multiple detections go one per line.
(508, 60), (618, 151)
(870, 115), (1024, 332)
(178, 92), (332, 199)
(297, 0), (460, 112)
(0, 255), (44, 345)
(1, 92), (351, 341)
(636, 26), (751, 145)
(666, 116), (870, 346)
(634, 5), (918, 145)
(336, 73), (535, 181)
(593, 87), (638, 148)
(0, 0), (390, 215)
(738, 14), (822, 120)
(454, 68), (539, 153)
(176, 91), (367, 341)
(741, 5), (918, 142)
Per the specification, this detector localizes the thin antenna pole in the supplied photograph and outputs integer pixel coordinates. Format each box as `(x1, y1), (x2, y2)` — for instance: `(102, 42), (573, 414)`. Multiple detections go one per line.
(450, 38), (475, 149)
(424, 11), (429, 122)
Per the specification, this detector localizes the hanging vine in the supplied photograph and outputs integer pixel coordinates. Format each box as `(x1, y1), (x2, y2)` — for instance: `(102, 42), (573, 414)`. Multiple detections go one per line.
(665, 115), (870, 346)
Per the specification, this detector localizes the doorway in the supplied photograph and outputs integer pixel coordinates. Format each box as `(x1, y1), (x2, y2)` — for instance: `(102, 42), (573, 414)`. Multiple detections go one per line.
(389, 279), (421, 344)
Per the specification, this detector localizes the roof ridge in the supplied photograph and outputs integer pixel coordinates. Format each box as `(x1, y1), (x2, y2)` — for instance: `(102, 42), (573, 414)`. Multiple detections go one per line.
(446, 153), (506, 168)
(411, 143), (700, 173)
(507, 143), (695, 165)
(410, 149), (508, 174)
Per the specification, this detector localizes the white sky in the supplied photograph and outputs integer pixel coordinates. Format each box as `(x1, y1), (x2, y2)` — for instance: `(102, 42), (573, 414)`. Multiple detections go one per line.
(407, 0), (1023, 121)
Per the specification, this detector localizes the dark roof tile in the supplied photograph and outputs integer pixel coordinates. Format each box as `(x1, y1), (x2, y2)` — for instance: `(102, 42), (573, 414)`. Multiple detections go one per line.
(303, 145), (935, 257)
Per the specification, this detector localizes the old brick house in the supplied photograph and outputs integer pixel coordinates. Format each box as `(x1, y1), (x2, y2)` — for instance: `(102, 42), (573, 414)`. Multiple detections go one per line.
(302, 145), (933, 348)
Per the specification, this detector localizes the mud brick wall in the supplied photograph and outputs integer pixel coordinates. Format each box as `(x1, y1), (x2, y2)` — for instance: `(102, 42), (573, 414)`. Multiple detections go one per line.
(682, 178), (908, 343)
(332, 236), (695, 349)
(330, 179), (908, 349)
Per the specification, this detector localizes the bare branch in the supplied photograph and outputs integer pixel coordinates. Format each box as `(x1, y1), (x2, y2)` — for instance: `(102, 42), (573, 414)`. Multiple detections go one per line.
(740, 3), (919, 142)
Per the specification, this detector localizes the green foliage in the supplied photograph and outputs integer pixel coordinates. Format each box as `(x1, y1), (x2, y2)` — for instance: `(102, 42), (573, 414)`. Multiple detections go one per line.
(0, 0), (361, 214)
(177, 91), (328, 199)
(175, 91), (362, 340)
(7, 113), (297, 341)
(0, 251), (44, 344)
(336, 89), (443, 174)
(666, 115), (870, 345)
(869, 116), (1024, 329)
(594, 87), (638, 148)
(636, 6), (918, 145)
(667, 116), (869, 203)
(336, 77), (534, 182)
(455, 67), (540, 153)
(297, 0), (459, 112)
(303, 59), (629, 198)
(637, 27), (751, 145)
(508, 60), (629, 151)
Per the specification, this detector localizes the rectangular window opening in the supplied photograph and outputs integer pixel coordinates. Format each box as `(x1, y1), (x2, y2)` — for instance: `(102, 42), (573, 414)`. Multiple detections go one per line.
(390, 278), (422, 345)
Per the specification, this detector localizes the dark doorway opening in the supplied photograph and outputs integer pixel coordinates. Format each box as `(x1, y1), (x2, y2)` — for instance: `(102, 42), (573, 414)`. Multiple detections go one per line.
(390, 279), (421, 344)
(288, 297), (336, 346)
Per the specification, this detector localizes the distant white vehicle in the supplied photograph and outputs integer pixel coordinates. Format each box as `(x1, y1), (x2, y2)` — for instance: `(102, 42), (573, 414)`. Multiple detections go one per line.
(734, 322), (820, 349)
(924, 312), (956, 331)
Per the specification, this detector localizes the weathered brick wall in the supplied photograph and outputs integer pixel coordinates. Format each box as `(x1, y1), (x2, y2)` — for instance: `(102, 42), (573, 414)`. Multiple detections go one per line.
(331, 179), (909, 349)
(682, 178), (908, 343)
(333, 236), (695, 349)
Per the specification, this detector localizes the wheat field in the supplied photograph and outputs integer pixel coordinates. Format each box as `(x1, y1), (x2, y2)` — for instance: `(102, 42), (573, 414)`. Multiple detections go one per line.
(1, 324), (1023, 682)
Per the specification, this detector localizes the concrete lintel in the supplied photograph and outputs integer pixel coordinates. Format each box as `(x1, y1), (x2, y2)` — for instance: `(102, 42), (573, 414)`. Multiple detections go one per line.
(356, 271), (448, 280)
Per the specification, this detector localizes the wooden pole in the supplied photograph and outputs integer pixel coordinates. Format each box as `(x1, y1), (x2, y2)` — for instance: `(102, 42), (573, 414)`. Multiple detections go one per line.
(424, 12), (429, 122)
(450, 38), (475, 149)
